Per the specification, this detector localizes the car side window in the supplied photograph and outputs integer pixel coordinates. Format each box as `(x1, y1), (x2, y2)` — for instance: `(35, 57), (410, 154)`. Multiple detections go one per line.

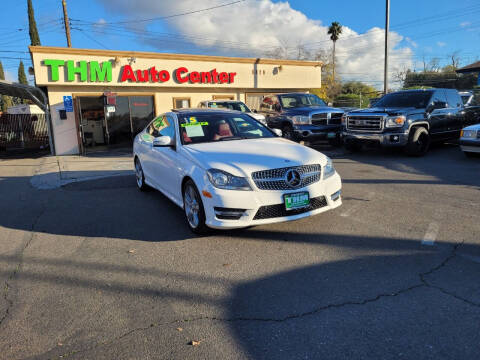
(445, 90), (462, 108)
(148, 115), (174, 138)
(430, 91), (447, 109)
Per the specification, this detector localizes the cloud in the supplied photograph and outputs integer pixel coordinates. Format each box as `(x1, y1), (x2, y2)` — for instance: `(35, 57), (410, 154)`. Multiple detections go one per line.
(405, 37), (418, 48)
(460, 21), (471, 28)
(437, 41), (446, 47)
(95, 0), (414, 88)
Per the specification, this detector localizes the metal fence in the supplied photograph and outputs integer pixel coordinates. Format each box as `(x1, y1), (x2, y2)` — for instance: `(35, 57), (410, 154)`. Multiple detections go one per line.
(0, 113), (50, 151)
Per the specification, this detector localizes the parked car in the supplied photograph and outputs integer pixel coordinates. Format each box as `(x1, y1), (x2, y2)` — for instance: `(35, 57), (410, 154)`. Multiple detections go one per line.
(343, 89), (468, 156)
(198, 100), (267, 125)
(258, 93), (344, 145)
(133, 109), (342, 234)
(459, 123), (480, 157)
(459, 91), (480, 126)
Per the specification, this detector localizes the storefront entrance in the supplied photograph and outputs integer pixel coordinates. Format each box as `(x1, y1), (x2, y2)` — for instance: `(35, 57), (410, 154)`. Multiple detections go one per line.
(77, 95), (154, 153)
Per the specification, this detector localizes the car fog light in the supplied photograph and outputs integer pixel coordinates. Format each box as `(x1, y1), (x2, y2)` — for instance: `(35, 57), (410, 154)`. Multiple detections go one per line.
(214, 207), (246, 220)
(331, 190), (341, 201)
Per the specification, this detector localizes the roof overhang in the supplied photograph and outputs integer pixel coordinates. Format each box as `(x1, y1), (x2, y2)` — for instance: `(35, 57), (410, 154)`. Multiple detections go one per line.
(0, 80), (48, 111)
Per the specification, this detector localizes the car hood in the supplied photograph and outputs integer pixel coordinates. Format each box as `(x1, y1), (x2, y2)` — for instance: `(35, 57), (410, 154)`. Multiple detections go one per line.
(181, 138), (327, 177)
(463, 123), (480, 131)
(351, 107), (424, 116)
(283, 106), (344, 116)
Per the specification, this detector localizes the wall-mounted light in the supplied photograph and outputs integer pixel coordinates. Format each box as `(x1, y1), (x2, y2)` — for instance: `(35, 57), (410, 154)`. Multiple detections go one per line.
(127, 57), (136, 65)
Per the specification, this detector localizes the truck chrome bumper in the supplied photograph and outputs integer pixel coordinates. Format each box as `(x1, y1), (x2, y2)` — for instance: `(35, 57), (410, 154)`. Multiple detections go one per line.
(343, 131), (409, 146)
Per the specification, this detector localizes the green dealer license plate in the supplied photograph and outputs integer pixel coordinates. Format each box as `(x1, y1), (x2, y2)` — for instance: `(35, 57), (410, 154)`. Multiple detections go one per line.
(284, 192), (310, 210)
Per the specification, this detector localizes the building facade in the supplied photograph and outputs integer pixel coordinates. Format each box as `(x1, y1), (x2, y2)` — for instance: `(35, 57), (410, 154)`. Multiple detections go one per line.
(30, 46), (322, 155)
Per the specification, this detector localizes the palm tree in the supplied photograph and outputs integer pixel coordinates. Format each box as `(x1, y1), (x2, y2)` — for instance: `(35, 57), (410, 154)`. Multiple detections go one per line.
(328, 22), (343, 79)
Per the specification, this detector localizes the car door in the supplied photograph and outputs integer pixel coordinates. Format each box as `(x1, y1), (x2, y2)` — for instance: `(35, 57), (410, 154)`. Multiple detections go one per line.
(428, 90), (449, 139)
(444, 89), (463, 136)
(147, 115), (181, 200)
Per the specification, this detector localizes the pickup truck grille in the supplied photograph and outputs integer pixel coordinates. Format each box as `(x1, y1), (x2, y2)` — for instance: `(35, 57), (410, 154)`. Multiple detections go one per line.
(311, 112), (343, 126)
(252, 164), (321, 190)
(347, 116), (384, 132)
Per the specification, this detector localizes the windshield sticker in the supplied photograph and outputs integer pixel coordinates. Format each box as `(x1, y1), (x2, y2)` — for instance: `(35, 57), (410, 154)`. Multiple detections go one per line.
(185, 125), (205, 137)
(181, 122), (208, 127)
(210, 103), (218, 108)
(153, 117), (164, 128)
(141, 133), (153, 142)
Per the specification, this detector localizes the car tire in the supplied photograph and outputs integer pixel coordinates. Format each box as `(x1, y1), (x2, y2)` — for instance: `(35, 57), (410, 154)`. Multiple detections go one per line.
(406, 127), (430, 156)
(345, 141), (362, 152)
(134, 157), (148, 191)
(282, 124), (294, 140)
(183, 180), (209, 235)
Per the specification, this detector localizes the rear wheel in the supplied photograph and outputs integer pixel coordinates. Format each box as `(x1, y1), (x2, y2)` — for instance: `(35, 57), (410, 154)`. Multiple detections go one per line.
(183, 180), (209, 235)
(405, 127), (430, 156)
(134, 158), (148, 191)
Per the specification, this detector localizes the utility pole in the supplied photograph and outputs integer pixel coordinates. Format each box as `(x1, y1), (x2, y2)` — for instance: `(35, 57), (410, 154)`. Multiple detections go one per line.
(384, 0), (390, 94)
(62, 0), (72, 47)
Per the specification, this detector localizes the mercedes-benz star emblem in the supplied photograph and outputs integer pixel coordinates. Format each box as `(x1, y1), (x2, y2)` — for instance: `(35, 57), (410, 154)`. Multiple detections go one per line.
(285, 169), (302, 188)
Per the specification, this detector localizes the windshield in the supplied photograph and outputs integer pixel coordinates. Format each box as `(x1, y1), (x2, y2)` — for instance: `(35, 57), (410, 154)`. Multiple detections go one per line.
(178, 112), (275, 145)
(278, 94), (327, 108)
(374, 91), (433, 108)
(208, 101), (250, 112)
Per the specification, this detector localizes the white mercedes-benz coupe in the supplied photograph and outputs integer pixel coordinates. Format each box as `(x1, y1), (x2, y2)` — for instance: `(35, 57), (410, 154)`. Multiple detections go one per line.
(133, 109), (342, 234)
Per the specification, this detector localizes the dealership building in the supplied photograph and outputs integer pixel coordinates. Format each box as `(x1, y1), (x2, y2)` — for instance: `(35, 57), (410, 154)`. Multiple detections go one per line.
(30, 46), (322, 155)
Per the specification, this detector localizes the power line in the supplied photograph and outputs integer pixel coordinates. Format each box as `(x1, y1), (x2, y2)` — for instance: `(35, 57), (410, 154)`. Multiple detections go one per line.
(70, 0), (247, 25)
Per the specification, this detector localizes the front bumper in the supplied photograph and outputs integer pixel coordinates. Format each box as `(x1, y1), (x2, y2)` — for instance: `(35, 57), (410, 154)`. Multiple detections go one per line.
(343, 130), (409, 147)
(294, 124), (342, 140)
(200, 172), (342, 229)
(459, 139), (480, 153)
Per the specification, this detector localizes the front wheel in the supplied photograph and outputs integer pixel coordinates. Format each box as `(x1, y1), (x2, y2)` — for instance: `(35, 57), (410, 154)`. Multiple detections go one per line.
(405, 127), (430, 156)
(183, 180), (209, 235)
(134, 158), (148, 191)
(282, 124), (294, 140)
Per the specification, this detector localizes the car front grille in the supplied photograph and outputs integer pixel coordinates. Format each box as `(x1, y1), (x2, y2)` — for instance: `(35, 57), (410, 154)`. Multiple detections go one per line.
(311, 113), (328, 126)
(253, 196), (328, 220)
(347, 116), (384, 132)
(251, 164), (321, 190)
(310, 112), (344, 126)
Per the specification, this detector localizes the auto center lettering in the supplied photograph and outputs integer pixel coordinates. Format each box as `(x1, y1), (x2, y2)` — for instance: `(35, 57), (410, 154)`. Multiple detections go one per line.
(42, 59), (237, 84)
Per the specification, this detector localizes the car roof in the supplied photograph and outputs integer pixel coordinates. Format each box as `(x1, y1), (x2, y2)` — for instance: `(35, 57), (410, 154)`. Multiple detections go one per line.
(204, 100), (243, 103)
(171, 108), (243, 115)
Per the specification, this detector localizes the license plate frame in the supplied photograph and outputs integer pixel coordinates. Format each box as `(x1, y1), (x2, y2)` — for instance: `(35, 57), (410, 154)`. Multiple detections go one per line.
(284, 191), (310, 211)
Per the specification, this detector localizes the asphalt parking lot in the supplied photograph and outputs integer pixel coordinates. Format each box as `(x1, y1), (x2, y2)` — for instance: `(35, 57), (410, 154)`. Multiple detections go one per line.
(1, 144), (479, 360)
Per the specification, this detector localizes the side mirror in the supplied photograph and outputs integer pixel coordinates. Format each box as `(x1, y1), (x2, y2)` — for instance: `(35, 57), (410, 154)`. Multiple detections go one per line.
(274, 103), (281, 112)
(252, 109), (258, 113)
(272, 128), (282, 137)
(153, 135), (174, 147)
(328, 102), (333, 107)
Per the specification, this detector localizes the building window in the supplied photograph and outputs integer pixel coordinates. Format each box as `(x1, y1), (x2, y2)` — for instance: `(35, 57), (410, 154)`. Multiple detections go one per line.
(173, 97), (191, 109)
(212, 95), (234, 100)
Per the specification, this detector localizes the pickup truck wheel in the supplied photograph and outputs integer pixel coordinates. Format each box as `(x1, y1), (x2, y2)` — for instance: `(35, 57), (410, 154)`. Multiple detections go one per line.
(282, 125), (294, 140)
(345, 141), (362, 152)
(406, 127), (430, 156)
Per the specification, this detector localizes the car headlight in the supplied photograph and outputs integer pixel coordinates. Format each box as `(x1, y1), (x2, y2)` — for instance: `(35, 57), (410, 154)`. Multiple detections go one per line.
(461, 129), (478, 139)
(290, 115), (311, 125)
(323, 157), (335, 180)
(207, 169), (252, 190)
(385, 115), (406, 128)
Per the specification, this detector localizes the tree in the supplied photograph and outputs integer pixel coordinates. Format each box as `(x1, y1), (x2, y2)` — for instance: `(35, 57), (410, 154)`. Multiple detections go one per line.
(28, 0), (41, 46)
(18, 61), (28, 85)
(327, 22), (342, 80)
(0, 61), (14, 112)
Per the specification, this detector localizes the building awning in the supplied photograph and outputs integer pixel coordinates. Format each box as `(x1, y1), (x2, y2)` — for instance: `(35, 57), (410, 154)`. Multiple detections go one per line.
(0, 80), (48, 111)
(456, 61), (480, 74)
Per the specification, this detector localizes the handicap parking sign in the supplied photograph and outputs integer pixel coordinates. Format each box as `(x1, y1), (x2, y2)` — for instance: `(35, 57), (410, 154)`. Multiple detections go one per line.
(63, 96), (73, 112)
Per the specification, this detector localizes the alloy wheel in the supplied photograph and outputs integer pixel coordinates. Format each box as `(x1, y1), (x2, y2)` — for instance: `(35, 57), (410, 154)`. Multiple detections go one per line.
(184, 184), (200, 229)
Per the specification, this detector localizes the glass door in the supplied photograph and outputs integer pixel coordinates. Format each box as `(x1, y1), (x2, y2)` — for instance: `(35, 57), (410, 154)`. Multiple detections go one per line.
(77, 96), (106, 153)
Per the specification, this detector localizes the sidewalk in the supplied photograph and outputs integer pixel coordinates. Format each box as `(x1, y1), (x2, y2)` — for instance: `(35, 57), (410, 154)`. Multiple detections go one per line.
(30, 153), (134, 189)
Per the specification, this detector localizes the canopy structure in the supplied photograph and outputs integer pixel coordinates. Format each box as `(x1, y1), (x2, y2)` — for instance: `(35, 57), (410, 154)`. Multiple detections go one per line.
(456, 61), (480, 74)
(0, 80), (55, 154)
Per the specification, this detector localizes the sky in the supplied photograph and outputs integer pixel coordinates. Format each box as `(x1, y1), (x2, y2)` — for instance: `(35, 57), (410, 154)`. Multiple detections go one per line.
(1, 0), (479, 89)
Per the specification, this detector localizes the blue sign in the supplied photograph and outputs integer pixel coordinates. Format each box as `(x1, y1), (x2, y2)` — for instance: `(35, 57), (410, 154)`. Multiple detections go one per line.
(63, 96), (73, 112)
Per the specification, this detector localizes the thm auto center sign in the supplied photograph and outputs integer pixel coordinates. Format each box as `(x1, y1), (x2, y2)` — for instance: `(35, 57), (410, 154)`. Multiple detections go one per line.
(42, 59), (237, 84)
